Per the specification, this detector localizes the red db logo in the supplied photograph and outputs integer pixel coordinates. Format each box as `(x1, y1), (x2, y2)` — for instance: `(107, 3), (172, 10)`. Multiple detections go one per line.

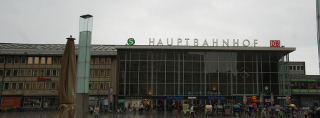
(270, 40), (280, 47)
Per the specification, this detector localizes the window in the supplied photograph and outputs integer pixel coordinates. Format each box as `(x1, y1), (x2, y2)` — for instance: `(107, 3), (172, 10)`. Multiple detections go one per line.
(90, 70), (93, 77)
(53, 57), (59, 64)
(12, 69), (18, 76)
(27, 69), (32, 76)
(106, 58), (111, 64)
(301, 66), (304, 70)
(0, 70), (3, 76)
(293, 66), (296, 70)
(21, 56), (26, 64)
(99, 82), (104, 89)
(25, 82), (31, 90)
(94, 70), (99, 77)
(289, 66), (292, 70)
(27, 57), (33, 64)
(38, 82), (44, 89)
(4, 82), (10, 90)
(94, 57), (99, 64)
(33, 69), (39, 76)
(105, 82), (110, 90)
(0, 56), (4, 63)
(40, 57), (46, 64)
(45, 82), (50, 89)
(47, 57), (52, 64)
(100, 57), (105, 64)
(100, 70), (105, 77)
(14, 56), (20, 64)
(89, 82), (93, 90)
(46, 70), (51, 76)
(52, 70), (57, 76)
(32, 82), (37, 89)
(106, 70), (111, 77)
(51, 82), (56, 89)
(11, 83), (17, 89)
(18, 82), (24, 90)
(40, 69), (45, 76)
(20, 69), (25, 76)
(94, 82), (98, 89)
(34, 57), (39, 64)
(7, 56), (12, 63)
(90, 58), (94, 64)
(6, 69), (11, 76)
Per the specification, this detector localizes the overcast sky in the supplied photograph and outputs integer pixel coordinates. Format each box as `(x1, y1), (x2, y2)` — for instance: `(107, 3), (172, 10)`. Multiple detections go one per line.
(0, 0), (318, 74)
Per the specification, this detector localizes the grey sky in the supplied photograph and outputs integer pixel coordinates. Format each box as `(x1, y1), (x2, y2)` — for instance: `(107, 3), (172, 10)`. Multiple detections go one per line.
(0, 0), (318, 74)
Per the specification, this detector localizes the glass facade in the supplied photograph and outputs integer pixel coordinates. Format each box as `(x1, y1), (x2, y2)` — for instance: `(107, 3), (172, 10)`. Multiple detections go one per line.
(118, 50), (290, 98)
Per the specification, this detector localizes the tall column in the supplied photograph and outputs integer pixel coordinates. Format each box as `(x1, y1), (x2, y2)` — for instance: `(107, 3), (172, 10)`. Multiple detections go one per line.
(317, 0), (320, 74)
(75, 14), (93, 118)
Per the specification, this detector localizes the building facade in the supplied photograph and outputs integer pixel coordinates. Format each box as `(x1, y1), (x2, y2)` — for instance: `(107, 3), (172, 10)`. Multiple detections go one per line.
(116, 45), (295, 108)
(0, 43), (117, 109)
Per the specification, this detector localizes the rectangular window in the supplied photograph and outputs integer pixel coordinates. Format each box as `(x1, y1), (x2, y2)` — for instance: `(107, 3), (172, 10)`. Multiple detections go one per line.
(32, 82), (37, 90)
(46, 70), (51, 76)
(90, 70), (93, 77)
(105, 82), (110, 90)
(39, 69), (45, 76)
(301, 66), (304, 70)
(89, 82), (93, 90)
(12, 69), (18, 76)
(38, 82), (44, 89)
(99, 82), (104, 89)
(11, 83), (17, 90)
(27, 57), (33, 64)
(4, 82), (10, 90)
(34, 57), (39, 64)
(100, 70), (105, 77)
(94, 57), (99, 64)
(51, 82), (56, 89)
(26, 69), (32, 76)
(53, 57), (59, 64)
(33, 69), (39, 76)
(0, 56), (4, 63)
(47, 57), (52, 64)
(45, 82), (50, 89)
(293, 66), (296, 70)
(297, 66), (301, 70)
(52, 70), (57, 76)
(40, 57), (46, 64)
(18, 82), (24, 90)
(25, 82), (31, 90)
(20, 69), (25, 76)
(94, 70), (99, 77)
(14, 56), (20, 64)
(106, 58), (111, 64)
(7, 56), (12, 63)
(106, 70), (111, 77)
(90, 58), (94, 64)
(6, 69), (11, 76)
(289, 66), (292, 70)
(100, 57), (105, 64)
(21, 56), (26, 64)
(0, 70), (3, 76)
(94, 82), (98, 89)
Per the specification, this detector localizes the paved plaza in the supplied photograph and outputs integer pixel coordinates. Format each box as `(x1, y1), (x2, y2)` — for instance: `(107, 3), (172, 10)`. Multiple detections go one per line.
(0, 110), (308, 118)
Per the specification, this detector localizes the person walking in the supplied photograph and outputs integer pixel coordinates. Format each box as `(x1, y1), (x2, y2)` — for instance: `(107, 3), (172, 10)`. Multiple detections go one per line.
(94, 106), (99, 118)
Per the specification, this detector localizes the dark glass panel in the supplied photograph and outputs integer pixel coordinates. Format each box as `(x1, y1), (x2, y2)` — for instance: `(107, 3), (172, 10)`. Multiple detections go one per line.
(184, 73), (192, 83)
(166, 61), (174, 71)
(156, 72), (165, 83)
(157, 84), (165, 95)
(193, 62), (200, 72)
(245, 84), (254, 94)
(130, 84), (139, 95)
(166, 84), (174, 95)
(139, 84), (148, 95)
(130, 72), (138, 83)
(130, 51), (140, 60)
(140, 51), (148, 60)
(193, 73), (200, 83)
(130, 61), (139, 71)
(166, 72), (174, 83)
(167, 52), (175, 60)
(139, 72), (148, 83)
(140, 61), (147, 71)
(271, 73), (278, 84)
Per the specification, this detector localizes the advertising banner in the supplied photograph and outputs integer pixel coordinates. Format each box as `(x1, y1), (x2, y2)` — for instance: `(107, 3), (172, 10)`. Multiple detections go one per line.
(1, 97), (21, 108)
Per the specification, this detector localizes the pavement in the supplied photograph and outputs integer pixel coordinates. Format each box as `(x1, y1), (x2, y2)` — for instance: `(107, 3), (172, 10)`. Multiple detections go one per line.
(0, 110), (307, 118)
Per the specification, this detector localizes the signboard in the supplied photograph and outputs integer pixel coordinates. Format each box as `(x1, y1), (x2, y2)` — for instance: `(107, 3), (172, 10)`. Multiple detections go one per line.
(37, 77), (52, 81)
(109, 88), (113, 103)
(270, 40), (280, 47)
(1, 97), (21, 108)
(127, 38), (135, 45)
(252, 96), (257, 100)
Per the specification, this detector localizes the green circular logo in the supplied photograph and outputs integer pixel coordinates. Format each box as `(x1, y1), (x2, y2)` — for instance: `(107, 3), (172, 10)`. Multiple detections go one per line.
(127, 38), (135, 45)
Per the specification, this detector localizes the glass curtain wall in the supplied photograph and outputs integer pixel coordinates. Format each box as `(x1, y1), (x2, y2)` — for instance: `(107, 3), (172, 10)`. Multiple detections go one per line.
(118, 50), (288, 97)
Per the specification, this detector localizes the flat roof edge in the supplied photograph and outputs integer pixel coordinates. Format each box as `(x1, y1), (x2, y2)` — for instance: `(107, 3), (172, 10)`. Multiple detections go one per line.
(115, 45), (296, 52)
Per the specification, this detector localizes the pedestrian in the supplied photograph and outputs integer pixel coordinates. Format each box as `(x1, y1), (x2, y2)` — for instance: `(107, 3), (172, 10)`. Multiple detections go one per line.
(94, 106), (99, 118)
(89, 106), (94, 114)
(278, 109), (284, 118)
